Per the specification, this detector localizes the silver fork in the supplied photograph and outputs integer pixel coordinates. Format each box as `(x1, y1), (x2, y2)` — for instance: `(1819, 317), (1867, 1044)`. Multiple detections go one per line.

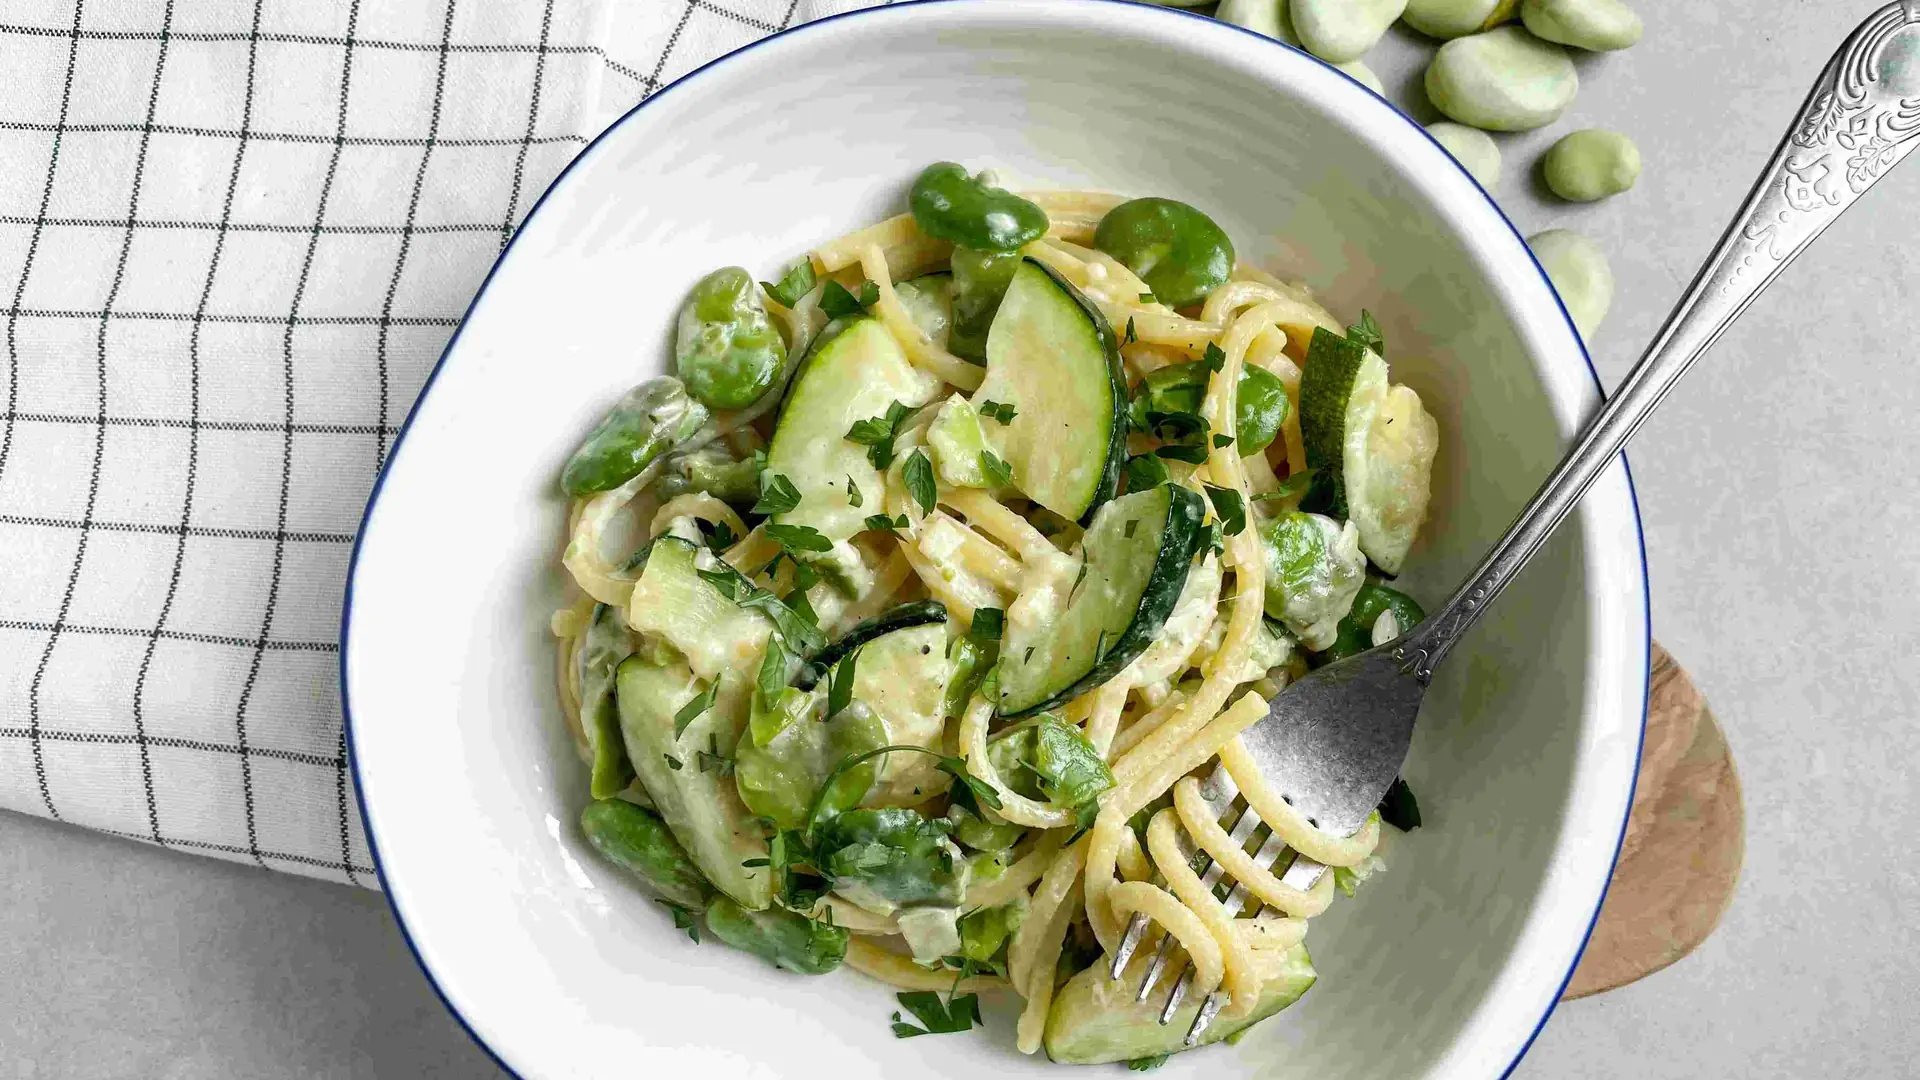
(1109, 0), (1920, 1047)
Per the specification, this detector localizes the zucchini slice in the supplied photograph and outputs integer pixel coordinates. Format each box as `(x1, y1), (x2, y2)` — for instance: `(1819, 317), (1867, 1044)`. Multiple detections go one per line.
(997, 484), (1207, 716)
(1044, 942), (1316, 1064)
(971, 259), (1127, 523)
(765, 316), (942, 542)
(1298, 327), (1437, 573)
(627, 536), (773, 682)
(793, 600), (948, 690)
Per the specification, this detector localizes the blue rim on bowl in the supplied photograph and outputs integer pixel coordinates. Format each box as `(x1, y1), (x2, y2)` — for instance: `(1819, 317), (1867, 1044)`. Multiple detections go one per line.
(340, 3), (1651, 1076)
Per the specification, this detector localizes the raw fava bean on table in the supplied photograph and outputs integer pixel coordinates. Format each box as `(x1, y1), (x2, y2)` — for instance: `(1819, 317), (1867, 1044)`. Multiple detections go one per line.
(1424, 25), (1578, 132)
(1544, 129), (1641, 202)
(1425, 121), (1503, 191)
(1521, 0), (1643, 52)
(1401, 0), (1519, 40)
(1292, 0), (1407, 64)
(1528, 228), (1614, 340)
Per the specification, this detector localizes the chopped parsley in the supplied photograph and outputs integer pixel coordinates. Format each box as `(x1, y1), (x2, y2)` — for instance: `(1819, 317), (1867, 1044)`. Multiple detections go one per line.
(764, 521), (834, 554)
(826, 647), (860, 719)
(864, 512), (911, 538)
(1202, 341), (1227, 373)
(890, 991), (983, 1038)
(658, 899), (700, 943)
(1347, 309), (1386, 356)
(760, 259), (816, 308)
(845, 474), (862, 507)
(903, 449), (937, 514)
(978, 399), (1017, 425)
(751, 472), (803, 516)
(820, 278), (879, 319)
(672, 685), (718, 738)
(979, 449), (1014, 489)
(1203, 483), (1246, 537)
(844, 400), (915, 470)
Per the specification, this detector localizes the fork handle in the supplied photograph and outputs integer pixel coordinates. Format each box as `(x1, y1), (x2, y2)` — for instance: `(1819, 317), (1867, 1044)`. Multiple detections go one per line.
(1401, 0), (1920, 682)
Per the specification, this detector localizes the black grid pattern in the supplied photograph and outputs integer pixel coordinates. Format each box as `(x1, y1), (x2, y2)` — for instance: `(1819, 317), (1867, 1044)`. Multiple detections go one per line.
(0, 0), (879, 887)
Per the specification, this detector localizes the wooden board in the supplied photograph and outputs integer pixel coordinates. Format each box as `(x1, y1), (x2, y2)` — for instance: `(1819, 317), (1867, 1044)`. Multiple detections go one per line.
(1563, 643), (1745, 1000)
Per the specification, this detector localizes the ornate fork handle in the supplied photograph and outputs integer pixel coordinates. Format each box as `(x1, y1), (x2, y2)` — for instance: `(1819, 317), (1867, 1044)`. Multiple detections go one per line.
(1401, 0), (1920, 682)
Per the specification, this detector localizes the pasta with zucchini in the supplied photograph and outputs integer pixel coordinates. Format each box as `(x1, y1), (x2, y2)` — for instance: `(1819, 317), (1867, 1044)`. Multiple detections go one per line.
(551, 163), (1438, 1065)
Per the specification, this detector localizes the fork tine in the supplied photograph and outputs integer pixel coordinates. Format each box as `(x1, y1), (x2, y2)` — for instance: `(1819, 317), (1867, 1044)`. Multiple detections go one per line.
(1179, 831), (1301, 1043)
(1109, 911), (1151, 979)
(1110, 764), (1247, 983)
(1134, 931), (1179, 1002)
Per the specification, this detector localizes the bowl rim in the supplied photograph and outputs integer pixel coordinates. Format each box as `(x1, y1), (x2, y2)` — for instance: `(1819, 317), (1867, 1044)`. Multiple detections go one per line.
(339, 2), (1652, 1077)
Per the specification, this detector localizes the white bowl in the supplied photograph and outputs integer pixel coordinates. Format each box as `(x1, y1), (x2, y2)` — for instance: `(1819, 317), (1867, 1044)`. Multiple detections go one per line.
(342, 3), (1649, 1077)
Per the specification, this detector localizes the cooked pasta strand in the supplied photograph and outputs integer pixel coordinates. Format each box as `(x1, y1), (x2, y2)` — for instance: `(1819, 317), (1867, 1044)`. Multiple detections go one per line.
(1147, 807), (1261, 1019)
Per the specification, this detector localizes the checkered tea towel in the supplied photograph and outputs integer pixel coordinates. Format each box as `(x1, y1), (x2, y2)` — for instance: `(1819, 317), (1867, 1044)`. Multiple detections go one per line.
(0, 0), (886, 887)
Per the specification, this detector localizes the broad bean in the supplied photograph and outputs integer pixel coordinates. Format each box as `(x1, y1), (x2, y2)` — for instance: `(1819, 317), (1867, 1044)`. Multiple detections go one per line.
(674, 266), (787, 410)
(1401, 0), (1517, 40)
(1259, 511), (1367, 651)
(1543, 128), (1640, 202)
(560, 376), (710, 495)
(705, 897), (849, 975)
(579, 798), (711, 909)
(1128, 360), (1291, 455)
(734, 700), (888, 831)
(957, 899), (1027, 965)
(948, 247), (1021, 361)
(1528, 229), (1613, 340)
(654, 439), (763, 507)
(909, 162), (1050, 253)
(1094, 198), (1235, 308)
(1316, 581), (1426, 663)
(1424, 25), (1577, 131)
(816, 807), (967, 908)
(1293, 0), (1407, 63)
(1338, 58), (1387, 96)
(987, 716), (1115, 810)
(1520, 0), (1641, 52)
(1426, 121), (1503, 191)
(1214, 0), (1299, 45)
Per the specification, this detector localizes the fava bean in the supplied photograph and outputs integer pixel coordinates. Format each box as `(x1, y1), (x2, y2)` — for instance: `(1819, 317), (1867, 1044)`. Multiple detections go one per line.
(1215, 0), (1299, 45)
(1260, 511), (1367, 651)
(674, 267), (787, 411)
(909, 162), (1050, 253)
(579, 798), (712, 909)
(1316, 581), (1426, 663)
(815, 807), (968, 908)
(1129, 360), (1291, 455)
(1426, 121), (1503, 191)
(1094, 198), (1235, 308)
(1521, 0), (1641, 52)
(1425, 25), (1577, 131)
(560, 377), (710, 495)
(1401, 0), (1517, 40)
(655, 439), (763, 506)
(948, 247), (1021, 361)
(1543, 128), (1640, 201)
(705, 897), (849, 974)
(1528, 228), (1613, 340)
(1293, 0), (1407, 63)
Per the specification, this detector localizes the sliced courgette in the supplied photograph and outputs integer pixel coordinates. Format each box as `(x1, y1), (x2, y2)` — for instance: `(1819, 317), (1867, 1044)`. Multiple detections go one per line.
(579, 602), (637, 799)
(1043, 942), (1316, 1064)
(971, 259), (1127, 523)
(626, 536), (773, 682)
(893, 272), (952, 349)
(1298, 327), (1438, 573)
(850, 621), (957, 805)
(997, 484), (1207, 716)
(765, 316), (942, 542)
(616, 653), (773, 909)
(794, 600), (948, 690)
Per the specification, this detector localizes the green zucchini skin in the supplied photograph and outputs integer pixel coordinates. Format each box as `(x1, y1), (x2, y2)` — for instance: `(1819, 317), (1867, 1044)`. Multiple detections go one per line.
(998, 484), (1208, 717)
(792, 600), (950, 690)
(1031, 259), (1130, 527)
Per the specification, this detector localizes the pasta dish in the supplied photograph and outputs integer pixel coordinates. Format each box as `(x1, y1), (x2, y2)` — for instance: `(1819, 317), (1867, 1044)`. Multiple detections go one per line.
(549, 164), (1438, 1065)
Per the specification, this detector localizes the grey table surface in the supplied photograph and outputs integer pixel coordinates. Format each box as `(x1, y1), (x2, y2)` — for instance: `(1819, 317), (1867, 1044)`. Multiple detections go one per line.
(6, 3), (1919, 1077)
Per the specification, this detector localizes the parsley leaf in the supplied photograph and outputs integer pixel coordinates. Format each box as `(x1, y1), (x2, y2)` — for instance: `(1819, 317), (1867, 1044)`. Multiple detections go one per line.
(890, 991), (982, 1038)
(903, 449), (937, 514)
(752, 472), (803, 516)
(1142, 409), (1206, 442)
(827, 647), (860, 719)
(937, 755), (1004, 813)
(979, 449), (1013, 489)
(673, 685), (718, 738)
(1202, 342), (1227, 373)
(1138, 292), (1157, 304)
(1252, 468), (1315, 503)
(1127, 1052), (1172, 1071)
(846, 474), (862, 507)
(658, 899), (701, 943)
(978, 399), (1017, 425)
(664, 754), (683, 771)
(1347, 309), (1385, 357)
(844, 400), (913, 470)
(765, 521), (834, 553)
(820, 279), (879, 319)
(1378, 776), (1421, 831)
(1124, 453), (1170, 492)
(697, 567), (746, 600)
(1123, 316), (1137, 345)
(1154, 443), (1209, 464)
(1213, 433), (1235, 448)
(702, 519), (738, 553)
(696, 740), (735, 776)
(864, 512), (911, 538)
(1204, 484), (1246, 537)
(760, 259), (817, 308)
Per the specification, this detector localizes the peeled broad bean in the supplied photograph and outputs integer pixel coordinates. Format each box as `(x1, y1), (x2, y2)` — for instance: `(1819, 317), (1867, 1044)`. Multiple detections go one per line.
(1401, 0), (1517, 40)
(909, 162), (1050, 253)
(1521, 0), (1642, 52)
(579, 799), (711, 909)
(1337, 59), (1387, 96)
(560, 377), (710, 495)
(1425, 25), (1577, 131)
(675, 267), (787, 411)
(1543, 129), (1640, 201)
(948, 247), (1021, 361)
(1215, 0), (1300, 45)
(1528, 229), (1613, 340)
(705, 897), (849, 974)
(1094, 197), (1235, 308)
(1293, 0), (1407, 63)
(1425, 121), (1503, 191)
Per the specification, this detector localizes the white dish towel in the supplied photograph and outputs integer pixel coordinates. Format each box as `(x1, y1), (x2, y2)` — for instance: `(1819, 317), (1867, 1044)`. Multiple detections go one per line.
(0, 0), (884, 886)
